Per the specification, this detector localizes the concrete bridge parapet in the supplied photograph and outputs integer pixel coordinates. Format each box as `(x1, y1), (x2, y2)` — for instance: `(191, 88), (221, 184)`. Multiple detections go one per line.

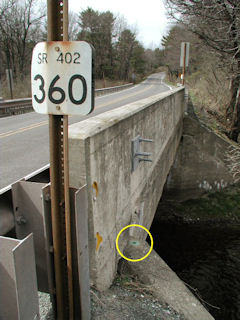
(69, 87), (185, 290)
(163, 115), (234, 201)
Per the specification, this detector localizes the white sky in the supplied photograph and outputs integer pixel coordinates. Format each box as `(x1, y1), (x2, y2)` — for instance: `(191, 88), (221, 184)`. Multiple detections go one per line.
(68, 0), (169, 48)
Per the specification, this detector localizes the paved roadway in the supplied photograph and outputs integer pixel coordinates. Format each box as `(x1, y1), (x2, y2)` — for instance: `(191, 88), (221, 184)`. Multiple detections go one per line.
(0, 73), (171, 189)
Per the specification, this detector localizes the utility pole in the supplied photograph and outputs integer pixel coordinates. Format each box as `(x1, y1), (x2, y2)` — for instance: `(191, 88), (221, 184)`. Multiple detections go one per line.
(47, 1), (73, 318)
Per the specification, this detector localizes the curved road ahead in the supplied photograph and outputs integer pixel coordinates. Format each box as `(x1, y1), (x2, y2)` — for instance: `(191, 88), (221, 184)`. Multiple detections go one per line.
(0, 73), (171, 189)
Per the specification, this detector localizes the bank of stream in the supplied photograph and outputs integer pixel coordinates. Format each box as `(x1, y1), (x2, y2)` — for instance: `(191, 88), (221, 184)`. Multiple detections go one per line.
(149, 185), (240, 320)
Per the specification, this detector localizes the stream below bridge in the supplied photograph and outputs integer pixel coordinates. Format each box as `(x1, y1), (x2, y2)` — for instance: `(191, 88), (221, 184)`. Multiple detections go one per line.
(149, 219), (240, 320)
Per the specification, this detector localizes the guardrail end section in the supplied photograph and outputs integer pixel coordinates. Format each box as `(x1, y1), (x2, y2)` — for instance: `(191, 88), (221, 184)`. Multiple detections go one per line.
(0, 233), (40, 320)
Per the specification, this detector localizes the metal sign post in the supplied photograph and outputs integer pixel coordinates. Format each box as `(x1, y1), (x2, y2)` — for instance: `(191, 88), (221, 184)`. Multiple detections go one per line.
(180, 42), (190, 86)
(182, 43), (186, 86)
(47, 1), (73, 318)
(31, 1), (94, 317)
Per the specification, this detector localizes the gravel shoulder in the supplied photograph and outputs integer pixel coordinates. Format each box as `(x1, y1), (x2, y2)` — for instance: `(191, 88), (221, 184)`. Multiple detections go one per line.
(39, 273), (185, 320)
(90, 274), (185, 320)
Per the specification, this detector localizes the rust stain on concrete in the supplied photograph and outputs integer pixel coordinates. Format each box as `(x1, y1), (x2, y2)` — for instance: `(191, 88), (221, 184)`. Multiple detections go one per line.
(96, 232), (103, 251)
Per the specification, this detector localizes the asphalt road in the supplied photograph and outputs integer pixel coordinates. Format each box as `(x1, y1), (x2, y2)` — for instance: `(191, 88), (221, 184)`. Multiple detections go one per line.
(0, 72), (171, 189)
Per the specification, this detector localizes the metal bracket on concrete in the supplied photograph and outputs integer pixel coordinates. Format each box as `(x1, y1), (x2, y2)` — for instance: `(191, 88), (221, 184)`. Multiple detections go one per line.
(0, 185), (16, 235)
(42, 184), (57, 314)
(0, 233), (39, 320)
(7, 179), (90, 319)
(132, 135), (153, 172)
(71, 185), (91, 320)
(42, 185), (91, 319)
(0, 164), (50, 237)
(11, 180), (51, 293)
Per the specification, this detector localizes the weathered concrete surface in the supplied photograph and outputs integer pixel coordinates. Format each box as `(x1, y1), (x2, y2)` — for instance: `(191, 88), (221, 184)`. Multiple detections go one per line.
(163, 115), (234, 201)
(69, 87), (184, 290)
(124, 239), (214, 320)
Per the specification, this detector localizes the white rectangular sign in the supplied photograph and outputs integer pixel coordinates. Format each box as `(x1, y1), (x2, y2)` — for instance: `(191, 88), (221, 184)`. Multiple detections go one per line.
(180, 42), (190, 67)
(31, 41), (94, 115)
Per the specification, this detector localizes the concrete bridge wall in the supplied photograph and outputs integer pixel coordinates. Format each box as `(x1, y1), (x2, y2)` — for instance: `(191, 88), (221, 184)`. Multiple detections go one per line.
(163, 115), (234, 201)
(69, 87), (185, 290)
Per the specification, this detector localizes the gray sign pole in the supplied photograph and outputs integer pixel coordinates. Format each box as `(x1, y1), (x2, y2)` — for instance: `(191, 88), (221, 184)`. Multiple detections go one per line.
(180, 42), (190, 86)
(182, 43), (186, 86)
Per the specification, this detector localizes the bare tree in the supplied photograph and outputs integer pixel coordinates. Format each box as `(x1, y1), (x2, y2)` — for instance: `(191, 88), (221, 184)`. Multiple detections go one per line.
(164, 0), (240, 141)
(144, 48), (164, 74)
(113, 14), (128, 43)
(0, 0), (45, 78)
(68, 11), (80, 40)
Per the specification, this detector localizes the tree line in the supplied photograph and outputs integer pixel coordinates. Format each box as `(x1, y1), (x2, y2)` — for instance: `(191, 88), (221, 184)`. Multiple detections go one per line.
(0, 0), (163, 93)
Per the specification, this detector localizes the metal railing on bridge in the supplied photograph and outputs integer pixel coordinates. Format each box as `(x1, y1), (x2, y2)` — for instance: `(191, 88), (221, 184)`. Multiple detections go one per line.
(0, 83), (133, 118)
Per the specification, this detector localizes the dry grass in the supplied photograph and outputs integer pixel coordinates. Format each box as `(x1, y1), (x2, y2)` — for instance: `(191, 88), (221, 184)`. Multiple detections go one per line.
(186, 67), (232, 136)
(226, 145), (240, 183)
(114, 273), (155, 297)
(165, 52), (231, 135)
(187, 67), (231, 116)
(1, 76), (32, 99)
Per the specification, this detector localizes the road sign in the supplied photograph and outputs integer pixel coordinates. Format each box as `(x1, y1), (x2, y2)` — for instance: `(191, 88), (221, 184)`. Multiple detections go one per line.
(180, 42), (190, 67)
(31, 41), (94, 115)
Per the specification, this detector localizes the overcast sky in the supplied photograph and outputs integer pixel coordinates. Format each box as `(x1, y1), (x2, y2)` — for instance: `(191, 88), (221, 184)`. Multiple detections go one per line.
(68, 0), (169, 48)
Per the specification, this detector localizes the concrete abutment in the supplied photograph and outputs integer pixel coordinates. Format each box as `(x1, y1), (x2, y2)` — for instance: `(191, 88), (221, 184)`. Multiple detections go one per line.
(69, 87), (185, 290)
(122, 239), (214, 320)
(67, 89), (219, 319)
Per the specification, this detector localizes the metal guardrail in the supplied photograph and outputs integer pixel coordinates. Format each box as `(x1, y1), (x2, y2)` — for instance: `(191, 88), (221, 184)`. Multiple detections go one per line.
(0, 83), (133, 118)
(0, 98), (33, 117)
(95, 83), (133, 96)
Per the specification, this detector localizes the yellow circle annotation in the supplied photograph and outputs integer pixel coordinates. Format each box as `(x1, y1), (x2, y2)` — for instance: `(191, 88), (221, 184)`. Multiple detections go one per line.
(115, 224), (153, 262)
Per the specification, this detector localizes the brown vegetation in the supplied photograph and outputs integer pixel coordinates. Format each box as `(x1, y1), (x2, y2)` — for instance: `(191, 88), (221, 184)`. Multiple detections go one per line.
(161, 22), (235, 139)
(164, 0), (240, 141)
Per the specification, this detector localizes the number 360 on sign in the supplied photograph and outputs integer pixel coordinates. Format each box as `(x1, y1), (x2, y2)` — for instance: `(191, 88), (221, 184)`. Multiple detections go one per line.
(31, 41), (94, 115)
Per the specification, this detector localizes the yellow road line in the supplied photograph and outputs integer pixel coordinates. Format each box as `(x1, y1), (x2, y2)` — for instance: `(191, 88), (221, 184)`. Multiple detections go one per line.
(0, 130), (14, 137)
(0, 85), (153, 139)
(0, 120), (48, 138)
